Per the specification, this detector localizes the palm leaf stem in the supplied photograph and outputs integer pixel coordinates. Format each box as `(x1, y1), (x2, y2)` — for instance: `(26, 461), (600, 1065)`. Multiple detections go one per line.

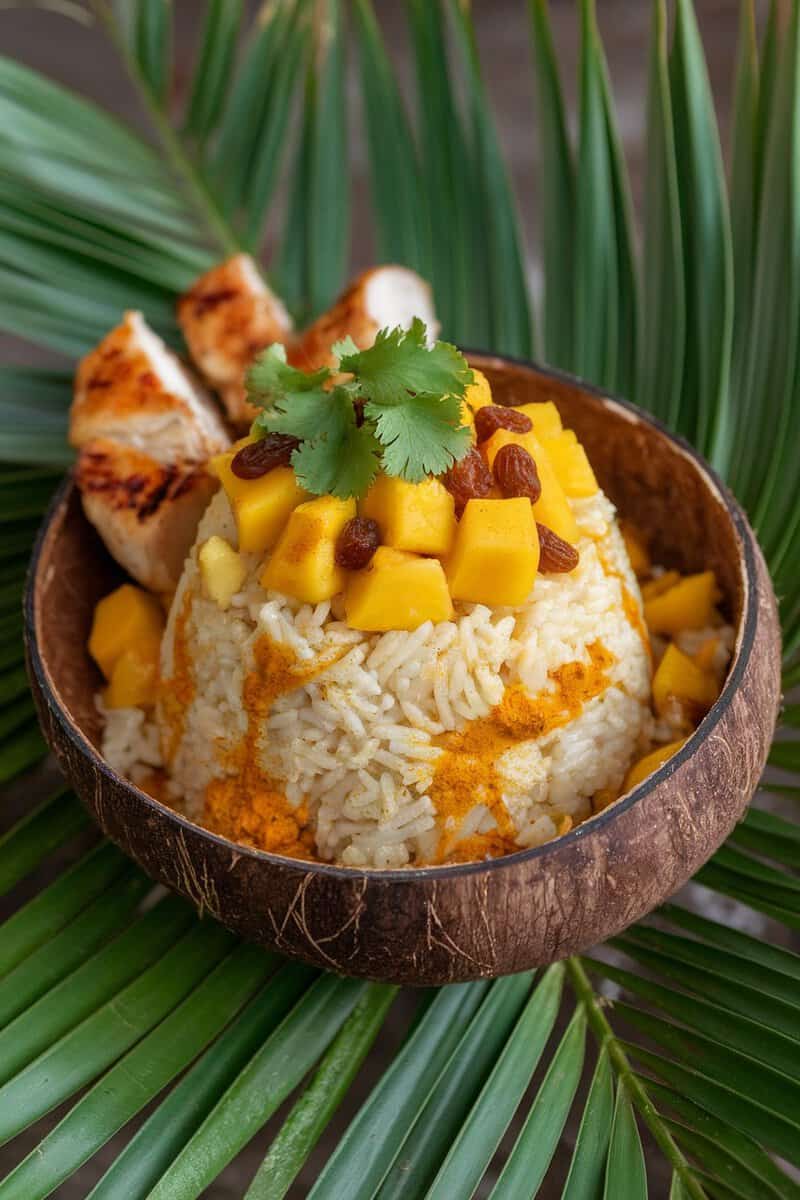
(566, 956), (706, 1200)
(89, 0), (239, 258)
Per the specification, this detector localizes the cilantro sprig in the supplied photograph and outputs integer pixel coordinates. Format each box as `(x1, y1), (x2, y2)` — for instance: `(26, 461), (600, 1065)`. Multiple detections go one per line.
(246, 320), (473, 499)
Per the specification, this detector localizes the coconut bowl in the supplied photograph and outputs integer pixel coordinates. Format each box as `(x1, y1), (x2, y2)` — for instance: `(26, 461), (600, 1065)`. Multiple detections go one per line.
(24, 355), (782, 986)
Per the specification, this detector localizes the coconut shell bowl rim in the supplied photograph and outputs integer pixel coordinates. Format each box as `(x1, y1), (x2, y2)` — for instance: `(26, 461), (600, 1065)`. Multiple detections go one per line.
(24, 354), (775, 892)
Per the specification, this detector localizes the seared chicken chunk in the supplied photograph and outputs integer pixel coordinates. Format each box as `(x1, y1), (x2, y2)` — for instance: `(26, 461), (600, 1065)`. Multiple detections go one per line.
(289, 266), (439, 371)
(76, 439), (218, 593)
(70, 312), (230, 592)
(71, 310), (229, 462)
(177, 254), (293, 428)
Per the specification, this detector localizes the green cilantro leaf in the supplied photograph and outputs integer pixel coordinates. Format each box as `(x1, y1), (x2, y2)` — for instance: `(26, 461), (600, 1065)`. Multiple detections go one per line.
(366, 393), (472, 482)
(246, 344), (331, 406)
(244, 323), (475, 497)
(331, 335), (359, 361)
(337, 319), (473, 406)
(253, 390), (333, 441)
(290, 387), (381, 499)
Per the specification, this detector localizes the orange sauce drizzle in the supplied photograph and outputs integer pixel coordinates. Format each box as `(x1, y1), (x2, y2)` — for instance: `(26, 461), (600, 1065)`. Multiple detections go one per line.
(429, 641), (614, 863)
(595, 542), (652, 663)
(202, 635), (341, 860)
(159, 589), (195, 767)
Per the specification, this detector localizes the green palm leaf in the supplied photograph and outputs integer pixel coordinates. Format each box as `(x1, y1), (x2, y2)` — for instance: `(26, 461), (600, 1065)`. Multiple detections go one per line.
(528, 0), (575, 370)
(668, 0), (734, 469)
(639, 0), (685, 427)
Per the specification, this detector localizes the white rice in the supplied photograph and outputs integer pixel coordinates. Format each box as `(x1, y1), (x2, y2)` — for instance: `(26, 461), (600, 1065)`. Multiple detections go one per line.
(102, 484), (654, 868)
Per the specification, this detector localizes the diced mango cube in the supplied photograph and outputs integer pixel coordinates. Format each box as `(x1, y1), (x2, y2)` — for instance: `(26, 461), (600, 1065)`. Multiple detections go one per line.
(620, 521), (650, 578)
(261, 495), (355, 605)
(235, 469), (308, 555)
(480, 428), (579, 545)
(641, 570), (681, 601)
(199, 536), (247, 610)
(693, 635), (721, 673)
(463, 368), (492, 412)
(542, 430), (599, 498)
(624, 738), (688, 792)
(481, 427), (519, 472)
(528, 439), (580, 544)
(643, 571), (719, 635)
(516, 400), (563, 440)
(104, 635), (161, 709)
(592, 787), (618, 813)
(88, 583), (165, 679)
(345, 547), (453, 632)
(210, 440), (308, 555)
(360, 475), (456, 556)
(460, 399), (476, 442)
(208, 435), (256, 502)
(652, 643), (720, 717)
(447, 497), (539, 606)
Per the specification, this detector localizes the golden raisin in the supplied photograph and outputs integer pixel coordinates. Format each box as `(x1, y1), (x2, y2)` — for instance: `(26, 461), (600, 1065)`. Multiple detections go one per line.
(442, 448), (493, 516)
(537, 522), (579, 573)
(474, 405), (533, 443)
(494, 443), (542, 502)
(232, 434), (300, 479)
(335, 517), (381, 569)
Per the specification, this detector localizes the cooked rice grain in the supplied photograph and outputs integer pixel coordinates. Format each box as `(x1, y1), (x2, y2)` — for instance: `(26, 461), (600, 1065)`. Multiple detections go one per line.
(104, 487), (652, 867)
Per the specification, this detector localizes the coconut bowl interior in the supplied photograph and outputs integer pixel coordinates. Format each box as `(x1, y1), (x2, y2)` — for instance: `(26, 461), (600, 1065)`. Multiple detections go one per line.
(25, 355), (782, 986)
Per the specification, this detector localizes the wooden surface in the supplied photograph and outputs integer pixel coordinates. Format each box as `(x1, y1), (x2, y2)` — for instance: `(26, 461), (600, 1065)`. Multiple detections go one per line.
(25, 357), (782, 985)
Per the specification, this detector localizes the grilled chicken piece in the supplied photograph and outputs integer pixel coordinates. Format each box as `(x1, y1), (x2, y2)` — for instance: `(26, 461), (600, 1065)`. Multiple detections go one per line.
(76, 439), (217, 593)
(70, 312), (230, 592)
(70, 310), (229, 462)
(288, 266), (440, 371)
(177, 254), (293, 428)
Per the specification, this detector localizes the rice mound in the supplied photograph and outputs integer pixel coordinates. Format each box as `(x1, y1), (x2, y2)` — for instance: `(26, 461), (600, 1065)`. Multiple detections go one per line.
(102, 482), (652, 869)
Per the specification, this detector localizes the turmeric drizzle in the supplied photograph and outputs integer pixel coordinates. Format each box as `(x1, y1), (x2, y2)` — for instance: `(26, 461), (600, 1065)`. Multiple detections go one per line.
(595, 544), (652, 663)
(203, 635), (338, 859)
(159, 589), (195, 767)
(430, 641), (614, 863)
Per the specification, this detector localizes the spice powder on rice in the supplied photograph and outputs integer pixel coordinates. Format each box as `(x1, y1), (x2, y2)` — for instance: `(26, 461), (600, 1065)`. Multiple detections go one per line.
(203, 634), (342, 859)
(430, 641), (614, 862)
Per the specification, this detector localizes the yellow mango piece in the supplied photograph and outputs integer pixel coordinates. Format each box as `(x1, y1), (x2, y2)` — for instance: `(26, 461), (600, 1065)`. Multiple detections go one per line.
(641, 570), (681, 601)
(620, 521), (650, 578)
(463, 368), (492, 412)
(360, 475), (456, 556)
(592, 787), (618, 813)
(652, 643), (720, 717)
(528, 441), (580, 544)
(199, 536), (247, 610)
(542, 430), (599, 498)
(516, 400), (563, 440)
(624, 738), (688, 792)
(644, 571), (719, 635)
(481, 427), (519, 471)
(88, 583), (164, 680)
(104, 635), (161, 709)
(460, 399), (476, 442)
(210, 440), (308, 555)
(693, 636), (720, 673)
(208, 435), (256, 501)
(261, 495), (355, 605)
(345, 547), (453, 632)
(482, 428), (580, 544)
(447, 497), (539, 606)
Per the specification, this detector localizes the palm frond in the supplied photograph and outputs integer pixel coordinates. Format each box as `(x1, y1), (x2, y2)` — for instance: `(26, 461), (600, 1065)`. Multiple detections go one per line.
(528, 0), (575, 370)
(669, 0), (734, 469)
(1, 2), (800, 1197)
(639, 0), (685, 428)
